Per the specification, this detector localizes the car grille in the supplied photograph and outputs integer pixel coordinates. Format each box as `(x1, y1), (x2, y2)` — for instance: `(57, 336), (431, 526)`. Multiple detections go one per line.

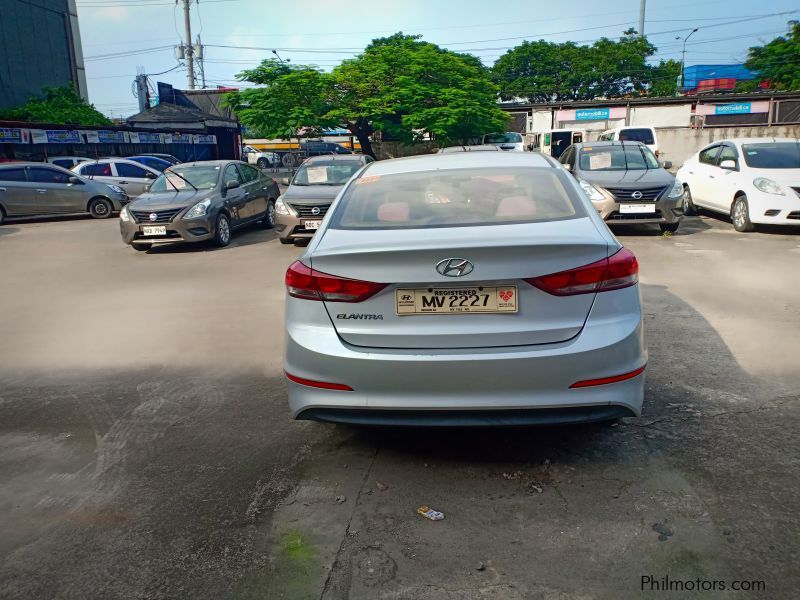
(131, 208), (183, 223)
(607, 210), (663, 221)
(787, 211), (800, 220)
(604, 186), (667, 201)
(289, 203), (329, 218)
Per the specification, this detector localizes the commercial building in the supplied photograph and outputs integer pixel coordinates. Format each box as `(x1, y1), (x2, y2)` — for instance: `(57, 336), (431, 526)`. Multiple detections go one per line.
(0, 0), (88, 110)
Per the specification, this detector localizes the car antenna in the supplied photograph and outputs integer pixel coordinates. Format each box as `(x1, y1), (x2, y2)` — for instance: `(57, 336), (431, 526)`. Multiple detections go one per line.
(165, 167), (197, 191)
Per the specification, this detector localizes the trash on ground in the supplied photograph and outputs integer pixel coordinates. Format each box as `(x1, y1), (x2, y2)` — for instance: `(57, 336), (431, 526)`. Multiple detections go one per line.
(417, 505), (444, 521)
(376, 481), (388, 491)
(335, 495), (347, 504)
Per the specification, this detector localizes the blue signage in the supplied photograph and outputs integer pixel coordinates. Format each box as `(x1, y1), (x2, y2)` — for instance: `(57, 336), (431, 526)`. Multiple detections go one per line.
(576, 108), (610, 121)
(714, 102), (751, 115)
(0, 128), (24, 143)
(30, 129), (82, 144)
(97, 130), (126, 144)
(135, 132), (162, 144)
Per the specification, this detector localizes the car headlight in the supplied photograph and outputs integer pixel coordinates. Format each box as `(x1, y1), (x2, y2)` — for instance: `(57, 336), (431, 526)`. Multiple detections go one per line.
(578, 179), (606, 202)
(275, 198), (293, 215)
(120, 206), (131, 222)
(183, 198), (211, 219)
(666, 179), (683, 199)
(753, 177), (785, 195)
(109, 184), (125, 194)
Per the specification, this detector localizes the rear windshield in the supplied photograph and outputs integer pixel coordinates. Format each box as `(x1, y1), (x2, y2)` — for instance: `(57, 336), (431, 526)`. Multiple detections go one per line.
(618, 128), (655, 145)
(741, 143), (800, 169)
(330, 167), (582, 230)
(483, 133), (522, 144)
(292, 161), (362, 186)
(579, 145), (660, 171)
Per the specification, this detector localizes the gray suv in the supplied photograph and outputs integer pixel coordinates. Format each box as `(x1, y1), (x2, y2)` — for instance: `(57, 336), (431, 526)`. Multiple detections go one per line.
(559, 141), (684, 233)
(275, 154), (373, 245)
(0, 162), (128, 224)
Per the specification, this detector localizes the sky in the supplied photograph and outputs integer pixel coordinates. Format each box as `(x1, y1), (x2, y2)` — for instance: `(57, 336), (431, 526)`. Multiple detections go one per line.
(76, 0), (800, 118)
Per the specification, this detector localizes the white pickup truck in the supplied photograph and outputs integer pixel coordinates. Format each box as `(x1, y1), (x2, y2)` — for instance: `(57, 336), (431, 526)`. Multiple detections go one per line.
(242, 146), (281, 169)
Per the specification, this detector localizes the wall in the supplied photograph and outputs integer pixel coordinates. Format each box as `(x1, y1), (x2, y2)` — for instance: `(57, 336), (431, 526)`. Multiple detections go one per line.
(657, 125), (800, 169)
(0, 0), (86, 109)
(372, 141), (436, 160)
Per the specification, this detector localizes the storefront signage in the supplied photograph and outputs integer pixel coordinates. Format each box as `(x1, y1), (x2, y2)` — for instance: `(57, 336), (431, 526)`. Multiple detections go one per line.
(714, 102), (752, 115)
(0, 128), (28, 143)
(129, 132), (163, 144)
(164, 133), (193, 144)
(84, 130), (128, 144)
(29, 129), (82, 144)
(575, 108), (611, 120)
(193, 134), (217, 144)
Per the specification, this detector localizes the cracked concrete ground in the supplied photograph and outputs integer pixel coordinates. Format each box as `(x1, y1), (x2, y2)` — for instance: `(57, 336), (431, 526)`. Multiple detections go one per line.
(0, 214), (798, 599)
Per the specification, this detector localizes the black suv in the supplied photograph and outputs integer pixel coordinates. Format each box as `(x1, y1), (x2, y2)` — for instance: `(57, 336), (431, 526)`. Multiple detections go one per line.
(300, 141), (352, 156)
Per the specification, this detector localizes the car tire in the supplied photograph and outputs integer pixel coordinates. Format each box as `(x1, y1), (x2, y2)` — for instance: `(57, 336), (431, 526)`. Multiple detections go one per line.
(279, 237), (294, 245)
(294, 238), (310, 247)
(257, 158), (269, 169)
(214, 213), (232, 247)
(261, 199), (276, 229)
(88, 197), (113, 219)
(682, 185), (697, 216)
(0, 206), (5, 226)
(660, 222), (680, 233)
(732, 195), (755, 232)
(133, 243), (151, 252)
(281, 153), (297, 168)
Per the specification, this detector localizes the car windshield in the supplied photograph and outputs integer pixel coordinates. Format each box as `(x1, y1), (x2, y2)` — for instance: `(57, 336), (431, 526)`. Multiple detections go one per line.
(292, 161), (362, 186)
(149, 165), (220, 192)
(483, 133), (522, 144)
(579, 145), (660, 171)
(331, 167), (582, 230)
(741, 143), (800, 169)
(618, 128), (655, 145)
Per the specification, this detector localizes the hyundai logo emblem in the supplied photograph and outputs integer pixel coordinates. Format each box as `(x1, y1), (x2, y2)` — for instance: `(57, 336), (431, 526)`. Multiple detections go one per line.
(149, 212), (158, 222)
(436, 258), (474, 277)
(311, 206), (321, 216)
(631, 191), (643, 200)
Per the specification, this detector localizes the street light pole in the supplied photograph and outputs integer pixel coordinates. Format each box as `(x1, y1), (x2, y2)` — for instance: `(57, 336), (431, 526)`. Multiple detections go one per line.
(679, 28), (699, 91)
(271, 50), (290, 65)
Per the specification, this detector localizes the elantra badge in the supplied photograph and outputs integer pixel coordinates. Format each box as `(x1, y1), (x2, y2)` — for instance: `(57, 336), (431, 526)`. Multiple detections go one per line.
(436, 258), (474, 277)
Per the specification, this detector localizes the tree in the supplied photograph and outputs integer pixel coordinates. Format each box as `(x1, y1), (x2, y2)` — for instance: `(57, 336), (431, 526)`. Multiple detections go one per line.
(493, 30), (666, 101)
(745, 21), (800, 91)
(229, 33), (508, 156)
(649, 59), (681, 97)
(0, 85), (111, 125)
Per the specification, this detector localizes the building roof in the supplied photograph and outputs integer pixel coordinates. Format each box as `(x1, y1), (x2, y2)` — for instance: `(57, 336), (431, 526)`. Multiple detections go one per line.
(126, 102), (238, 130)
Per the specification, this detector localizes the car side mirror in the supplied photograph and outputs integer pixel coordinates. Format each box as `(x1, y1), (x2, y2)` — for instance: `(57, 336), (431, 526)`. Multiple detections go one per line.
(68, 176), (81, 184)
(143, 184), (151, 193)
(563, 163), (572, 172)
(719, 159), (737, 170)
(145, 172), (156, 179)
(225, 180), (240, 190)
(661, 160), (673, 170)
(280, 177), (291, 186)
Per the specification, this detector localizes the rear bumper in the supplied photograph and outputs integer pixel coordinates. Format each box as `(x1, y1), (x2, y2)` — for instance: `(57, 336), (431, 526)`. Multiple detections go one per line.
(284, 286), (647, 425)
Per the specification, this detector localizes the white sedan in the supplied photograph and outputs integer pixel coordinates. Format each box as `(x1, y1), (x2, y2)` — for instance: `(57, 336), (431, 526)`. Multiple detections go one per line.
(677, 138), (800, 232)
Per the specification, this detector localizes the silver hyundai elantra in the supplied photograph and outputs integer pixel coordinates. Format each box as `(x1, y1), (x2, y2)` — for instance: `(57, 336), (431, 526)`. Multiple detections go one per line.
(284, 151), (646, 426)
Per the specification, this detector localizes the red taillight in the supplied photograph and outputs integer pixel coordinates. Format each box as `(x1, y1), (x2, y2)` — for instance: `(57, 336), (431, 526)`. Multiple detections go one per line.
(569, 365), (646, 388)
(285, 372), (353, 391)
(285, 261), (387, 302)
(526, 248), (638, 296)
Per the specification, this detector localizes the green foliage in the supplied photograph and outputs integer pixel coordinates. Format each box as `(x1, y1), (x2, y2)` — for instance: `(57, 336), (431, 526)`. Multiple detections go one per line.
(225, 60), (337, 139)
(649, 59), (681, 97)
(230, 33), (508, 153)
(745, 21), (800, 90)
(0, 85), (111, 125)
(493, 29), (671, 101)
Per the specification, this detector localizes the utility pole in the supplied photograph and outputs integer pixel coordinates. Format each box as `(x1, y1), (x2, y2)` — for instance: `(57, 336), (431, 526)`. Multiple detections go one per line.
(181, 0), (195, 89)
(638, 0), (646, 37)
(135, 70), (149, 112)
(196, 36), (205, 88)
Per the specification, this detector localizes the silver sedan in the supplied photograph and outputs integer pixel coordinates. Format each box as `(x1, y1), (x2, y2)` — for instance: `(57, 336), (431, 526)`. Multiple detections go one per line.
(283, 152), (646, 426)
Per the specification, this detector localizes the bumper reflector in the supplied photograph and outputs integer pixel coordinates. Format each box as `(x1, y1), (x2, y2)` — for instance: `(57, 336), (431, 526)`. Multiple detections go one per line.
(569, 365), (646, 388)
(285, 371), (353, 391)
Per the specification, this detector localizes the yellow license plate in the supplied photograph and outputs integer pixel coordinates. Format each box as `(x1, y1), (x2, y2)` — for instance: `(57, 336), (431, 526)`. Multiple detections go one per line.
(396, 286), (518, 315)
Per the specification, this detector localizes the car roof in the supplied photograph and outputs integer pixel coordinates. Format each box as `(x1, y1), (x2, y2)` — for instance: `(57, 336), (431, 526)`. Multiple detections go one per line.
(439, 145), (501, 153)
(304, 154), (368, 163)
(572, 141), (646, 149)
(709, 137), (799, 145)
(364, 151), (558, 177)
